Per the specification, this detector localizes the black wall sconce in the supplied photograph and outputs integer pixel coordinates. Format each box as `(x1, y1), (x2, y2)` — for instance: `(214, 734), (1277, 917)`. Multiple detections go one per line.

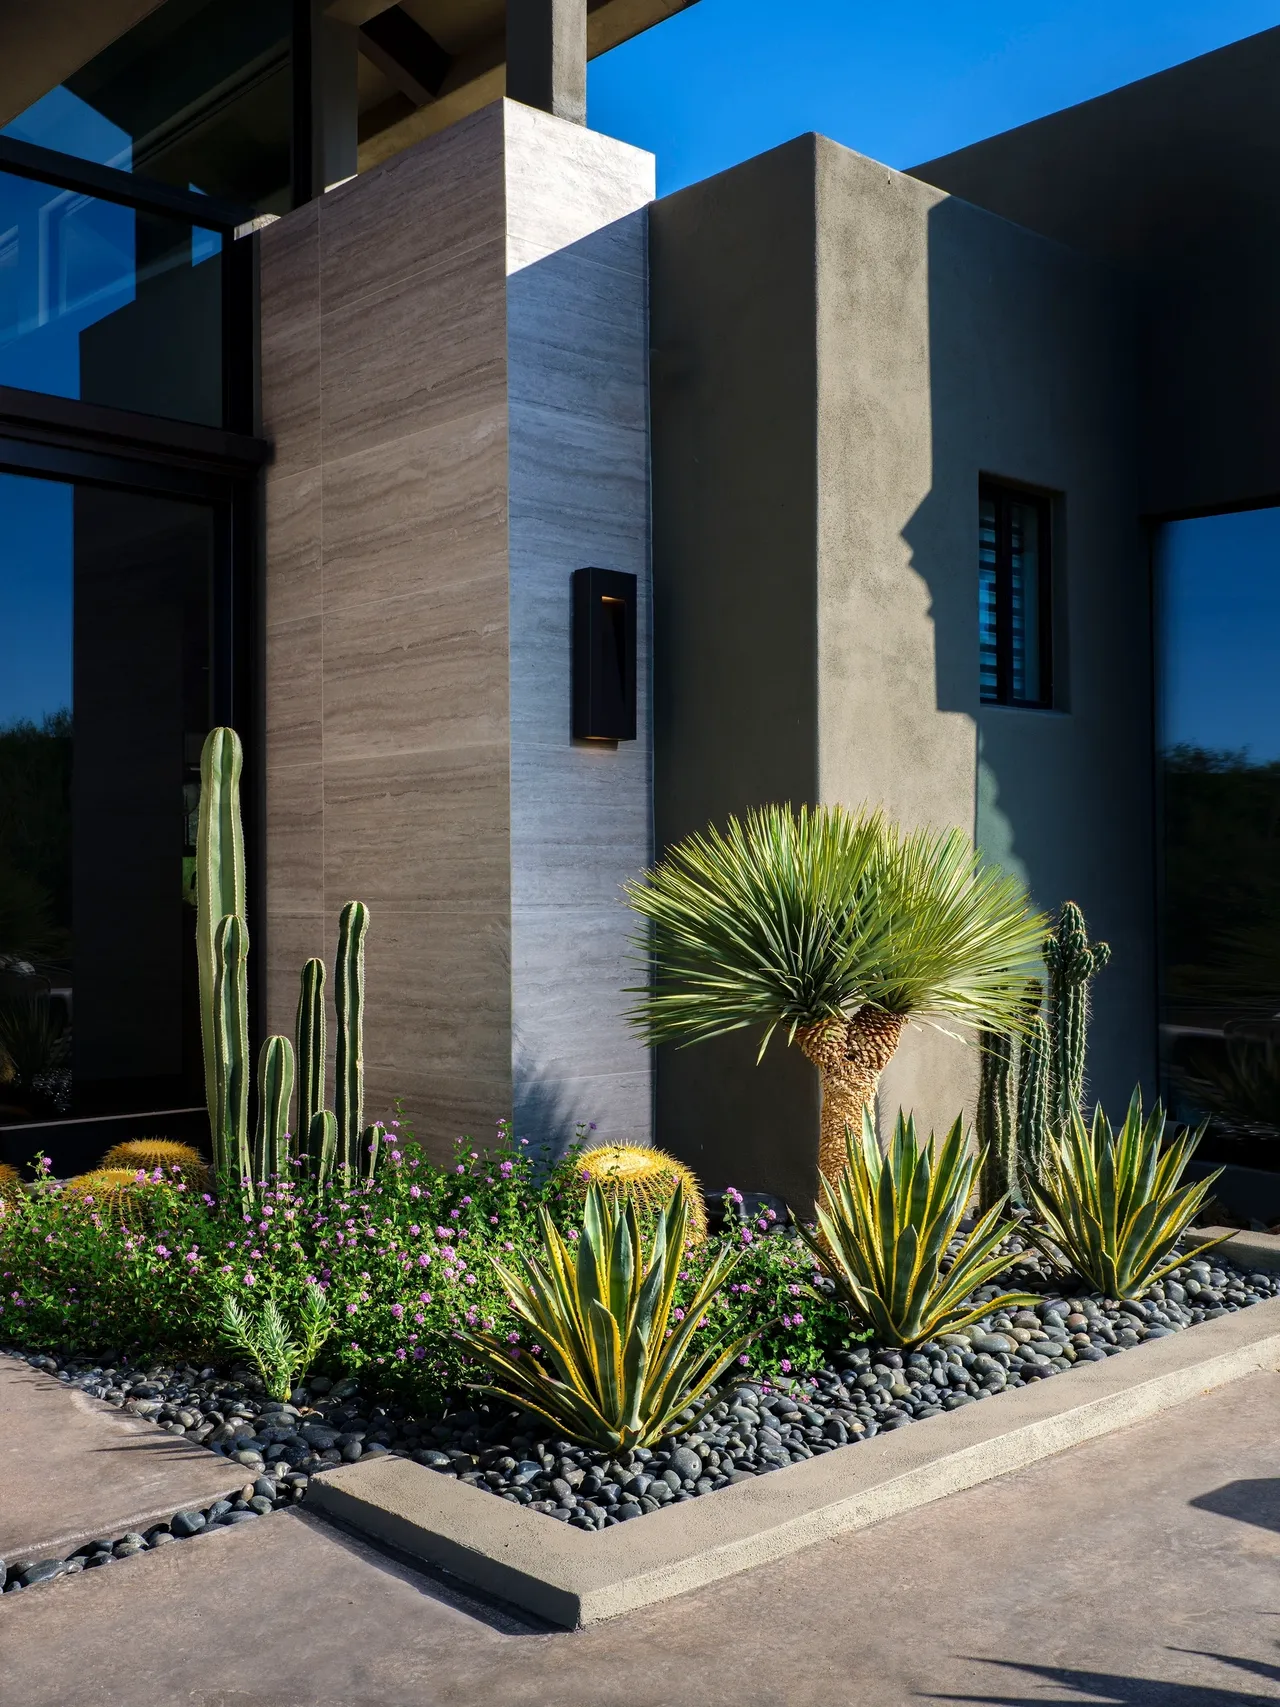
(571, 567), (637, 742)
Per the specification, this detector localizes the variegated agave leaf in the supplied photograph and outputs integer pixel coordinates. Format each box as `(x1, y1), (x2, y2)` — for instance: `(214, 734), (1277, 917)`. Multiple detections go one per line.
(797, 1108), (1036, 1347)
(1026, 1091), (1227, 1298)
(462, 1181), (755, 1450)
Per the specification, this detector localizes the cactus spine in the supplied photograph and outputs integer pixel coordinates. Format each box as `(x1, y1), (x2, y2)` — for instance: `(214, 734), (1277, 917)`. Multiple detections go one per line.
(254, 1035), (295, 1181)
(976, 1028), (1016, 1211)
(1044, 902), (1110, 1133)
(212, 913), (250, 1187)
(295, 959), (326, 1140)
(335, 901), (368, 1176)
(196, 729), (245, 1176)
(1015, 985), (1051, 1197)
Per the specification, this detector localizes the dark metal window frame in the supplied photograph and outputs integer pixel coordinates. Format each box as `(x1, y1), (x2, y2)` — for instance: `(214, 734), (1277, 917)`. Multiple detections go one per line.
(0, 132), (270, 1158)
(980, 478), (1054, 710)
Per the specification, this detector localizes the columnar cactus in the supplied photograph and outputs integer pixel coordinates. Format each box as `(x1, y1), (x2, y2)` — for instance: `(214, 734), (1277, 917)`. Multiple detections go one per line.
(335, 901), (368, 1176)
(295, 959), (326, 1140)
(1044, 902), (1110, 1133)
(196, 729), (245, 1169)
(1014, 986), (1051, 1198)
(254, 1035), (296, 1181)
(976, 1028), (1015, 1212)
(196, 728), (376, 1196)
(212, 913), (250, 1187)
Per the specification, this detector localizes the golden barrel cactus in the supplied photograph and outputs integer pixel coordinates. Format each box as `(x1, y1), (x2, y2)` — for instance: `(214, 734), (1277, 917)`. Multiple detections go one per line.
(565, 1144), (707, 1241)
(0, 1161), (21, 1204)
(63, 1167), (163, 1224)
(101, 1139), (211, 1193)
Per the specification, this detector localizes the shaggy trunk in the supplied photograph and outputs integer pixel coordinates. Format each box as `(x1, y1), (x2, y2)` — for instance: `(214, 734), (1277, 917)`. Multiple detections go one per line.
(796, 1009), (908, 1182)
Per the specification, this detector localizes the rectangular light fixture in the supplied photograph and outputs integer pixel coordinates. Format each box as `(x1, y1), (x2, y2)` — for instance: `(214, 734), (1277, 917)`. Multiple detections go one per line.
(571, 567), (637, 742)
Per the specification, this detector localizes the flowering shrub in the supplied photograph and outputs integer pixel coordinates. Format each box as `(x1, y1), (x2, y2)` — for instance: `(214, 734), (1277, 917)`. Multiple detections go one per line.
(0, 1122), (854, 1408)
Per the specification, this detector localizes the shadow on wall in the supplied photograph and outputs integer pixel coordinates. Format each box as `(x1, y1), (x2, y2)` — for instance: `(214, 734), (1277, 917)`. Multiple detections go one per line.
(901, 190), (1155, 1119)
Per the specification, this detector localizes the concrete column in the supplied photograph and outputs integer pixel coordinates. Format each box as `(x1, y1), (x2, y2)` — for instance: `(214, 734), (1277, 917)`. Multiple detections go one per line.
(259, 100), (653, 1157)
(506, 0), (587, 124)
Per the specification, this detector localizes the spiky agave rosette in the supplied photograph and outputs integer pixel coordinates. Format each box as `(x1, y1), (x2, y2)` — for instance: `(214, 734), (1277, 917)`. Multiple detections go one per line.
(461, 1183), (754, 1451)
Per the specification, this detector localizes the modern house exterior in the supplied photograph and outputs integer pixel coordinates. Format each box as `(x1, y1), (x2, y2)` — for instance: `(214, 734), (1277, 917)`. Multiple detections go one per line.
(2, 5), (1277, 1207)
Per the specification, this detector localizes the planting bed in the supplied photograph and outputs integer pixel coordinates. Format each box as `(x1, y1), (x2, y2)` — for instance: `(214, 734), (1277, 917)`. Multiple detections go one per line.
(5, 1233), (1278, 1601)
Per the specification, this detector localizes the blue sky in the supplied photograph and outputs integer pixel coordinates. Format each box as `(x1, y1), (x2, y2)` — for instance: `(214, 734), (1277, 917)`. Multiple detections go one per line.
(590, 0), (1280, 194)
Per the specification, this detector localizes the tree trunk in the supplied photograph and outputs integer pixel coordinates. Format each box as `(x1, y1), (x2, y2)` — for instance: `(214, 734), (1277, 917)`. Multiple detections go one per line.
(796, 1009), (908, 1183)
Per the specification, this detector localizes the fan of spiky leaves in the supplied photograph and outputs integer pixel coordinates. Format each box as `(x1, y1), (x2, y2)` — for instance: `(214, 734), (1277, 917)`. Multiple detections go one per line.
(1025, 1092), (1227, 1298)
(101, 1139), (211, 1194)
(796, 1109), (1037, 1347)
(626, 804), (1045, 1181)
(564, 1144), (709, 1242)
(462, 1183), (754, 1451)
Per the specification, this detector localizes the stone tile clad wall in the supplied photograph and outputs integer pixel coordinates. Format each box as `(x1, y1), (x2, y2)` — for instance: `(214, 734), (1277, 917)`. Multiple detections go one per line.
(260, 101), (654, 1158)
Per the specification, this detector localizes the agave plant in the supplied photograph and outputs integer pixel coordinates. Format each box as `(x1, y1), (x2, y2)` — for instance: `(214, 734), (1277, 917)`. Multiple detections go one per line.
(1025, 1092), (1227, 1298)
(795, 1108), (1037, 1347)
(626, 804), (1044, 1181)
(461, 1183), (753, 1451)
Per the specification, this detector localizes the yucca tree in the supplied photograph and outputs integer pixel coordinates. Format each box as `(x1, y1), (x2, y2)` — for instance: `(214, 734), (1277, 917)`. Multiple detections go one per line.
(626, 804), (1045, 1183)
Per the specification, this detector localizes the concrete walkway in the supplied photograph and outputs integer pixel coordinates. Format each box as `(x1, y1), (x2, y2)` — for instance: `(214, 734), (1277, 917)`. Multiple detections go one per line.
(3, 1370), (1279, 1705)
(0, 1361), (244, 1560)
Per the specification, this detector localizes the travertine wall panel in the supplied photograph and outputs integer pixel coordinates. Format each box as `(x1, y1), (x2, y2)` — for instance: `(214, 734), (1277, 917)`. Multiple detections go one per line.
(262, 102), (654, 1156)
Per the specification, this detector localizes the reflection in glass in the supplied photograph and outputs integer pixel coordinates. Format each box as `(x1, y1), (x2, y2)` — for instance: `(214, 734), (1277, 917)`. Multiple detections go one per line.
(2, 0), (293, 216)
(1158, 507), (1280, 1149)
(0, 473), (213, 1127)
(0, 170), (222, 423)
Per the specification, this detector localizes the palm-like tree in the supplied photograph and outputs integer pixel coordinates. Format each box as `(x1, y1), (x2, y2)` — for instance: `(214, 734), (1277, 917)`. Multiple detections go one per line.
(625, 804), (1046, 1183)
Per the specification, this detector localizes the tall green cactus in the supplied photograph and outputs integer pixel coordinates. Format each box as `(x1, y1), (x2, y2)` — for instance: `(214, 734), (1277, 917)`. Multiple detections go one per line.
(254, 1035), (295, 1181)
(1014, 983), (1051, 1199)
(212, 913), (250, 1187)
(335, 901), (368, 1176)
(1044, 902), (1110, 1133)
(307, 1109), (338, 1184)
(195, 728), (376, 1197)
(295, 959), (326, 1140)
(196, 730), (246, 1170)
(976, 1028), (1015, 1212)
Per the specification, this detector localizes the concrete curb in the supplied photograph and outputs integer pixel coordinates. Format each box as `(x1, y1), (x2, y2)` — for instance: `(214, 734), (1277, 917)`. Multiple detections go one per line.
(309, 1290), (1280, 1627)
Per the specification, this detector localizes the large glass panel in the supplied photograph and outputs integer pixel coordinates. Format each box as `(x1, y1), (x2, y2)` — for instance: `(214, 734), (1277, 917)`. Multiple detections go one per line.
(0, 170), (222, 424)
(2, 0), (294, 217)
(0, 472), (214, 1128)
(1158, 506), (1280, 1151)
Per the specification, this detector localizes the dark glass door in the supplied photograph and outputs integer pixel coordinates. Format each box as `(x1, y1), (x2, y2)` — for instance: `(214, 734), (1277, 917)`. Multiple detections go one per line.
(1157, 506), (1280, 1154)
(0, 470), (218, 1130)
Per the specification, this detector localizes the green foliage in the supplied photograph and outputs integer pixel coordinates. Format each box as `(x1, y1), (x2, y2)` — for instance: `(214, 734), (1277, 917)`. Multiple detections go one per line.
(976, 1028), (1015, 1212)
(1026, 1092), (1227, 1298)
(218, 1283), (335, 1402)
(625, 803), (1045, 1056)
(461, 1183), (754, 1451)
(212, 913), (250, 1186)
(1044, 902), (1110, 1132)
(796, 1109), (1036, 1348)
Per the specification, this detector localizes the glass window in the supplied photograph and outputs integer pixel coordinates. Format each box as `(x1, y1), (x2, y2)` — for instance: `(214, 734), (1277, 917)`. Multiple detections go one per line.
(0, 472), (214, 1129)
(979, 482), (1052, 708)
(2, 0), (294, 217)
(1158, 506), (1280, 1146)
(0, 169), (222, 424)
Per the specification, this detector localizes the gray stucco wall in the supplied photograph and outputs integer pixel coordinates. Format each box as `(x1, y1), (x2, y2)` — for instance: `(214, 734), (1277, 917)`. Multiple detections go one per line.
(650, 135), (1154, 1207)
